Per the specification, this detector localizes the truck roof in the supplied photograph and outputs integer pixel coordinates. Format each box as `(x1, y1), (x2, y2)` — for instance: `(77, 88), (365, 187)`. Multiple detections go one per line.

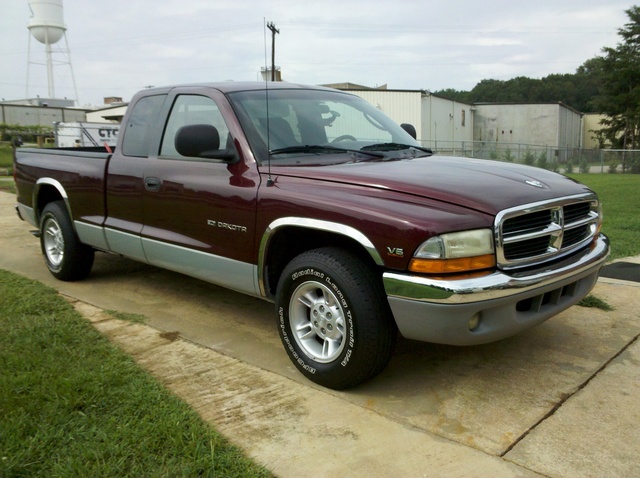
(141, 81), (338, 95)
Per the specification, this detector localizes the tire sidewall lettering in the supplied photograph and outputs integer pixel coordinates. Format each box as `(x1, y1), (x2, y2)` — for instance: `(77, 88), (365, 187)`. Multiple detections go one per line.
(278, 305), (317, 374)
(291, 268), (325, 281)
(284, 268), (356, 370)
(276, 248), (396, 389)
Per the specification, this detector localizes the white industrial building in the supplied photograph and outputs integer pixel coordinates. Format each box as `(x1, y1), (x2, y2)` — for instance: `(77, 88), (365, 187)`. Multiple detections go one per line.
(473, 102), (582, 161)
(582, 113), (609, 149)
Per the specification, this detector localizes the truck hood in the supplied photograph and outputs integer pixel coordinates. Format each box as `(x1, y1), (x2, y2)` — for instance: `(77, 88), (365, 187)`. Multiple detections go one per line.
(273, 155), (593, 215)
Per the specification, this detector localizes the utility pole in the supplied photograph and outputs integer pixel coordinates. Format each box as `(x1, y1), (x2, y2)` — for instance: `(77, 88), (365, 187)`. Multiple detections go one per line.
(267, 22), (279, 81)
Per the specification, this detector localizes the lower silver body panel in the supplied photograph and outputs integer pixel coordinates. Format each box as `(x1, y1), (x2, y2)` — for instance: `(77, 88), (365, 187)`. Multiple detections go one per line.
(15, 204), (260, 299)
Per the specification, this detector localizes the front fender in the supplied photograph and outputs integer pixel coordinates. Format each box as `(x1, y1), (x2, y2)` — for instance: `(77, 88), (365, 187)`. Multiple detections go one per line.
(258, 217), (384, 297)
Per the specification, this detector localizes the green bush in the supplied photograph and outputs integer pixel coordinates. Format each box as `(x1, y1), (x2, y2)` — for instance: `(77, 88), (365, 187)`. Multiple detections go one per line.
(0, 123), (53, 143)
(501, 147), (515, 162)
(579, 157), (591, 174)
(523, 150), (536, 166)
(565, 159), (575, 174)
(536, 151), (548, 170)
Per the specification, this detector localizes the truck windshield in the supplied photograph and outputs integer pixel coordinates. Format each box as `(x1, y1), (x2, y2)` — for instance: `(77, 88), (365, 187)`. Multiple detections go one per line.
(227, 88), (422, 165)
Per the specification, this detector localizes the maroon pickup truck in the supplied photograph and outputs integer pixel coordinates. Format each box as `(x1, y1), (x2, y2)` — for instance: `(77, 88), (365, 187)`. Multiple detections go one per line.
(14, 82), (610, 389)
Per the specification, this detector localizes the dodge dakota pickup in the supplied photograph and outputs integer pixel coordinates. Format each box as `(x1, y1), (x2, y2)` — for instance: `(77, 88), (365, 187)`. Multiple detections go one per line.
(14, 82), (610, 389)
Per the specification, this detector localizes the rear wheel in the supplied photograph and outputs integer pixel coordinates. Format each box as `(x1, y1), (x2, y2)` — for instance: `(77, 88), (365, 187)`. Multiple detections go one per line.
(276, 247), (397, 389)
(40, 201), (94, 281)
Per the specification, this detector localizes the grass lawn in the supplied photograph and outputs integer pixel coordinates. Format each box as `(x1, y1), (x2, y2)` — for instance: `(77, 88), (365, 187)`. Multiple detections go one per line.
(568, 173), (640, 260)
(0, 270), (272, 478)
(0, 143), (13, 173)
(0, 179), (16, 195)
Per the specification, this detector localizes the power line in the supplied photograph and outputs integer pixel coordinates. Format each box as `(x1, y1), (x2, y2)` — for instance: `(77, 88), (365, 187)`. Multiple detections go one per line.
(267, 22), (280, 81)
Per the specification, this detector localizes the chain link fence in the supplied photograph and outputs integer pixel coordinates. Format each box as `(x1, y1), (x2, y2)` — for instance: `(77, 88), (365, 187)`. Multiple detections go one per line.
(419, 140), (640, 174)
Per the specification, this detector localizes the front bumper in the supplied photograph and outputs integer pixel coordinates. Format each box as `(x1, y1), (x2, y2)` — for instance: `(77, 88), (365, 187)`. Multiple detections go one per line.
(383, 234), (610, 345)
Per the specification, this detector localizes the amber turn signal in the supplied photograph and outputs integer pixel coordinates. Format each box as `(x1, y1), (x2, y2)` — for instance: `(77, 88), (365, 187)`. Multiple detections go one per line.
(409, 254), (496, 274)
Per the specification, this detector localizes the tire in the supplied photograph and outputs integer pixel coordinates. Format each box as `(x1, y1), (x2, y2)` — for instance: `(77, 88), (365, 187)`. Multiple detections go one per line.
(40, 201), (94, 281)
(275, 247), (397, 390)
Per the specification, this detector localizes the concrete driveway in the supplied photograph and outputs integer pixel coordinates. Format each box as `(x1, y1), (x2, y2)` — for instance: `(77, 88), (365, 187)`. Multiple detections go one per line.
(1, 189), (639, 477)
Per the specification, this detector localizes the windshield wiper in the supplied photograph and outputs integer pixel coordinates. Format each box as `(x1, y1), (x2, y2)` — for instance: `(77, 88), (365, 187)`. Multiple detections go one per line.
(360, 143), (433, 155)
(270, 145), (384, 158)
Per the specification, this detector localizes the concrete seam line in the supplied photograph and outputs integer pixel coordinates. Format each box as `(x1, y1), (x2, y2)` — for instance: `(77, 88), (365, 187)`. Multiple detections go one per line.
(500, 332), (640, 458)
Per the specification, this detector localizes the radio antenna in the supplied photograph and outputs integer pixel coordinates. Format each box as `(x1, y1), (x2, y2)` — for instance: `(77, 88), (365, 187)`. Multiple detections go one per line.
(264, 18), (274, 187)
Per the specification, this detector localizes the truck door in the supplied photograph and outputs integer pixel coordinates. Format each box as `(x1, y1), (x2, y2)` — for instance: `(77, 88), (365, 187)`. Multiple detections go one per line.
(104, 93), (167, 261)
(140, 89), (261, 296)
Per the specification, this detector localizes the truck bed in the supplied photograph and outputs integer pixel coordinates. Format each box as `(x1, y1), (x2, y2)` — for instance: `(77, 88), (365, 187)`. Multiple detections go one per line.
(14, 147), (112, 229)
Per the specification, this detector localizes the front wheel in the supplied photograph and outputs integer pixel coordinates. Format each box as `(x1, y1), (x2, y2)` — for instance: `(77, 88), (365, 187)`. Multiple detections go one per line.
(40, 201), (94, 281)
(275, 247), (397, 389)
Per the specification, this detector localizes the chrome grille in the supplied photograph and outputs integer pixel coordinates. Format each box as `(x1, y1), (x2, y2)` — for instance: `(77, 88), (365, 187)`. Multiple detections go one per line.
(495, 194), (601, 270)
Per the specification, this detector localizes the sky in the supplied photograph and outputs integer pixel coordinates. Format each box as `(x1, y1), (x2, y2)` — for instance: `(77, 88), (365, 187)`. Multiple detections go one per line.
(0, 0), (635, 107)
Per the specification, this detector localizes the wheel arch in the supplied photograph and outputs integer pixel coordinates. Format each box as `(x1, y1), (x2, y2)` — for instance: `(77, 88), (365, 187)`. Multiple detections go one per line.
(258, 217), (384, 299)
(33, 178), (73, 226)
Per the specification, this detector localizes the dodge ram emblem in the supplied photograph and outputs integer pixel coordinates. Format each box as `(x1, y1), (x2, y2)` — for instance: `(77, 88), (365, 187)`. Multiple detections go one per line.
(525, 179), (544, 188)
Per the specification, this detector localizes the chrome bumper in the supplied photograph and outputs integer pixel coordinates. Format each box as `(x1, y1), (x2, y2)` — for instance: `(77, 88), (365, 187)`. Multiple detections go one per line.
(383, 235), (609, 345)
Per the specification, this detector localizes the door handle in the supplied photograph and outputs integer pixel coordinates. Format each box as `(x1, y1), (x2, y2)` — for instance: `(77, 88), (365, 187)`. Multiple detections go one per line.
(144, 177), (162, 192)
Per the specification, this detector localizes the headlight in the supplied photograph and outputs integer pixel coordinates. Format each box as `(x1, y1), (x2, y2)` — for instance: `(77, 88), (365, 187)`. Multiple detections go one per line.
(409, 229), (496, 274)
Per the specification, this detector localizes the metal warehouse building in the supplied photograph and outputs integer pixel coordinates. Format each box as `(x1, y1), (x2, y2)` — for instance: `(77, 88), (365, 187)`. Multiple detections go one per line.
(473, 102), (583, 159)
(0, 102), (88, 127)
(327, 85), (474, 150)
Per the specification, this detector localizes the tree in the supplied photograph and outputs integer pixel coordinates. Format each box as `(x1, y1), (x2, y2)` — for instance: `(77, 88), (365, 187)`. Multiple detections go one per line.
(592, 5), (640, 150)
(432, 88), (470, 103)
(574, 57), (606, 112)
(435, 74), (598, 111)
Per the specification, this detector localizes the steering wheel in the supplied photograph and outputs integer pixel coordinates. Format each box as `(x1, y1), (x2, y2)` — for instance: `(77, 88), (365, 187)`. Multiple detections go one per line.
(332, 135), (357, 143)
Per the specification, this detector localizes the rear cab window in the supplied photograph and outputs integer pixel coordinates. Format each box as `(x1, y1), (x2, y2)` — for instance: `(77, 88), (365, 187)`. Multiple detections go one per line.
(121, 95), (166, 157)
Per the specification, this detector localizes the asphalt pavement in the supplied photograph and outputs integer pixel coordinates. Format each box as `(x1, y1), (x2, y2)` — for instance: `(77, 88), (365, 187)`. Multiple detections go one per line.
(1, 188), (639, 477)
(600, 261), (640, 282)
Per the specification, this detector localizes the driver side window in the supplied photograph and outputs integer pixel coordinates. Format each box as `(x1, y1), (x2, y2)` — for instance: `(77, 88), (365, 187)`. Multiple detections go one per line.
(160, 95), (230, 158)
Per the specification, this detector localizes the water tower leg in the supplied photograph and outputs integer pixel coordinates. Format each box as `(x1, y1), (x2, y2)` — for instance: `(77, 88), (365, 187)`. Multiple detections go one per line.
(26, 33), (32, 98)
(63, 32), (79, 106)
(45, 29), (55, 98)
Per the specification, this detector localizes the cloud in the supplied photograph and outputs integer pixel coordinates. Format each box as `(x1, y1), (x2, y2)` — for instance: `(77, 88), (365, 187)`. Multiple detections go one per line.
(0, 0), (632, 105)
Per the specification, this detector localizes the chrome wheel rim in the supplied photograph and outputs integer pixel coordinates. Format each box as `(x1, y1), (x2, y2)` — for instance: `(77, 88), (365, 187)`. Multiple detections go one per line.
(289, 281), (347, 363)
(43, 217), (64, 268)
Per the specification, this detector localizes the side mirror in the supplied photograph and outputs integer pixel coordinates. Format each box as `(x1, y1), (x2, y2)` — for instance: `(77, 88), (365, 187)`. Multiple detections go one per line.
(175, 124), (236, 161)
(400, 123), (417, 140)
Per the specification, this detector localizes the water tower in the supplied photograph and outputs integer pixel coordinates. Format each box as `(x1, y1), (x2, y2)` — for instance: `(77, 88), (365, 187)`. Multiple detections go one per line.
(26, 0), (78, 103)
